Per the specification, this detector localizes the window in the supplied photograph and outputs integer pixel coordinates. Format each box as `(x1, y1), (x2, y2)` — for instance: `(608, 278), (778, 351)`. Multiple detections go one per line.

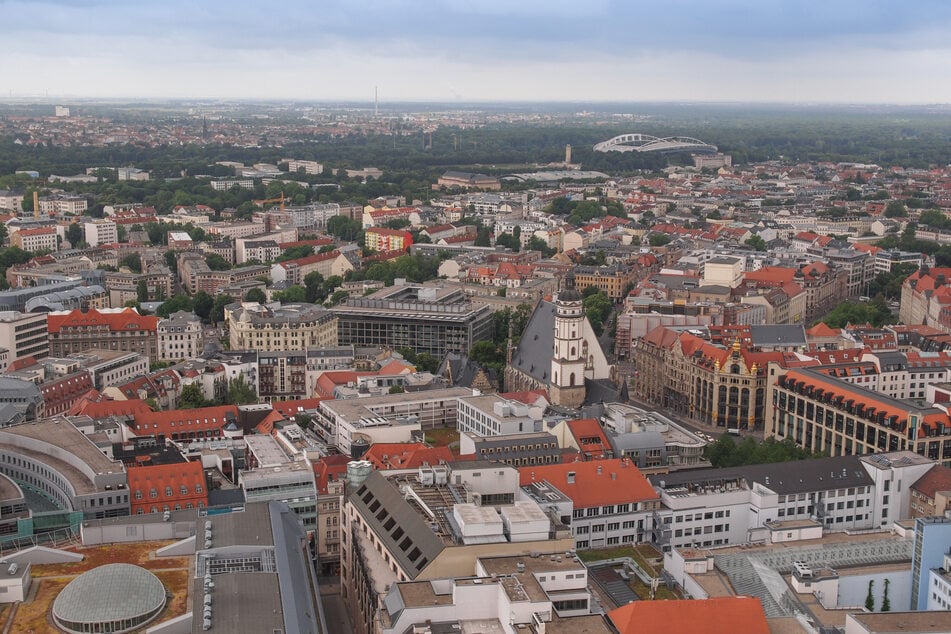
(149, 488), (157, 498)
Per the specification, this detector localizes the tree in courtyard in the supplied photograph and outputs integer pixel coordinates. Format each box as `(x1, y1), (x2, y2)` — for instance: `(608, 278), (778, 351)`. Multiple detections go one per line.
(866, 579), (875, 611)
(136, 279), (149, 303)
(156, 294), (193, 318)
(225, 375), (257, 405)
(119, 253), (141, 273)
(745, 235), (767, 251)
(66, 223), (83, 248)
(193, 290), (213, 321)
(211, 294), (235, 324)
(245, 288), (266, 304)
(179, 383), (209, 409)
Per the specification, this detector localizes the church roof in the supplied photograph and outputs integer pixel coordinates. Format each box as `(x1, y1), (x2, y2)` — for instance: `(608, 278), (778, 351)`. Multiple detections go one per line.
(510, 300), (557, 386)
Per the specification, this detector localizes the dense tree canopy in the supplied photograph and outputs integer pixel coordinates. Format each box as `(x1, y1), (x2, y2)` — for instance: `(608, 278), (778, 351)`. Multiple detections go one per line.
(705, 435), (822, 467)
(818, 299), (893, 328)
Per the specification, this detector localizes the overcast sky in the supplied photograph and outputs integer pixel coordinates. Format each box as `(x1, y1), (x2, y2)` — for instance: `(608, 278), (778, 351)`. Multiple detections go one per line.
(3, 0), (951, 103)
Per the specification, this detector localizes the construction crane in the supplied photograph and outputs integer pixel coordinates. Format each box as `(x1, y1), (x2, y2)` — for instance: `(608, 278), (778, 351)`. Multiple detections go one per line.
(252, 192), (285, 210)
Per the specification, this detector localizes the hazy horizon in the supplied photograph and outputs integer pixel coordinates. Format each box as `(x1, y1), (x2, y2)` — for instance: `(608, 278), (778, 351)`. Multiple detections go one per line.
(4, 1), (951, 104)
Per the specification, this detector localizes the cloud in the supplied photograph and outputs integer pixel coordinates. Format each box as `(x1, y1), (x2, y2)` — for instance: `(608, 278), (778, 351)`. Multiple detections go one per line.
(2, 0), (951, 102)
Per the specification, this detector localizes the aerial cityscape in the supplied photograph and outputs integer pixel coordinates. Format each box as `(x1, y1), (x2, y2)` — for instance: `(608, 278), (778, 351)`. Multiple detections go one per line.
(2, 2), (951, 634)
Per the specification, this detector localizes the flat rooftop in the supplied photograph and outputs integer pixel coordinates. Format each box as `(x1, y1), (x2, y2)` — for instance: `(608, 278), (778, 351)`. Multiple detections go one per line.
(321, 387), (474, 425)
(245, 434), (292, 467)
(0, 417), (123, 475)
(192, 573), (284, 633)
(848, 611), (951, 633)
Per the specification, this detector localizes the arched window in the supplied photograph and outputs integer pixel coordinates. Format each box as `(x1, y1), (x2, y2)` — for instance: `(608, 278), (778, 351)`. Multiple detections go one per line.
(570, 346), (576, 357)
(569, 373), (576, 386)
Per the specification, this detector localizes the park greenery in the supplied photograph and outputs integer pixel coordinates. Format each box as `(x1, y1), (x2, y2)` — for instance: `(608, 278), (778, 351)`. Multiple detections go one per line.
(818, 299), (894, 329)
(704, 435), (822, 468)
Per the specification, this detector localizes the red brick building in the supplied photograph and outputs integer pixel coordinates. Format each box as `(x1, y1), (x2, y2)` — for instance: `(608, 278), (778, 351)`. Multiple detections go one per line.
(127, 461), (208, 515)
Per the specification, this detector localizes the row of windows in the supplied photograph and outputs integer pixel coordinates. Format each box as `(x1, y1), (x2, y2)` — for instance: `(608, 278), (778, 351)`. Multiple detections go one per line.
(133, 484), (203, 500)
(675, 510), (730, 523)
(674, 524), (730, 538)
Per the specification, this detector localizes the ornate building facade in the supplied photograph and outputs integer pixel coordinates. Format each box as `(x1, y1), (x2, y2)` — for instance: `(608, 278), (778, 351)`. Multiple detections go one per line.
(632, 326), (784, 431)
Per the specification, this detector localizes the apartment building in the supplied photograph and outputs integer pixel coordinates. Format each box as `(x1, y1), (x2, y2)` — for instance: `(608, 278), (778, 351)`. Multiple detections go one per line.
(769, 367), (951, 466)
(573, 264), (638, 301)
(315, 387), (475, 453)
(0, 311), (49, 363)
(270, 250), (353, 286)
(257, 350), (308, 401)
(343, 462), (573, 634)
(47, 307), (158, 361)
(519, 459), (661, 548)
(225, 302), (337, 352)
(364, 227), (413, 253)
(83, 219), (118, 247)
(38, 195), (87, 216)
(157, 311), (203, 362)
(11, 227), (58, 252)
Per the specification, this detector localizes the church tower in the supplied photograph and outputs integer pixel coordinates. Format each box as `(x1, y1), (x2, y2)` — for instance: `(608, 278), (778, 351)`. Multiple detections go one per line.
(550, 272), (587, 408)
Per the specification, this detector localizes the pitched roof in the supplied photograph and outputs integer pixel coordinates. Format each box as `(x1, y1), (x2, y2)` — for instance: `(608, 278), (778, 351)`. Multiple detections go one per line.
(131, 405), (238, 437)
(127, 461), (207, 507)
(608, 597), (769, 634)
(519, 459), (658, 508)
(68, 396), (154, 418)
(363, 443), (455, 470)
(566, 418), (612, 459)
(911, 465), (951, 499)
(47, 308), (157, 333)
(509, 300), (556, 386)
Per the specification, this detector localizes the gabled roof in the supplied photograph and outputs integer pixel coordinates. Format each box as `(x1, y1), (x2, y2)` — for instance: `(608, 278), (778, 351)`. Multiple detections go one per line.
(609, 597), (769, 634)
(519, 459), (658, 508)
(131, 405), (238, 437)
(47, 308), (157, 333)
(68, 396), (154, 418)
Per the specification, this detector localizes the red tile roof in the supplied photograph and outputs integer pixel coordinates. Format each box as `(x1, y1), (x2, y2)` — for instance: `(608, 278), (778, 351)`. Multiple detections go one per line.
(566, 418), (613, 459)
(272, 398), (322, 419)
(313, 454), (351, 494)
(275, 250), (340, 270)
(127, 461), (208, 515)
(912, 465), (951, 499)
(518, 459), (658, 508)
(363, 443), (455, 470)
(132, 405), (238, 438)
(499, 390), (550, 407)
(68, 395), (154, 418)
(609, 597), (769, 634)
(47, 308), (157, 334)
